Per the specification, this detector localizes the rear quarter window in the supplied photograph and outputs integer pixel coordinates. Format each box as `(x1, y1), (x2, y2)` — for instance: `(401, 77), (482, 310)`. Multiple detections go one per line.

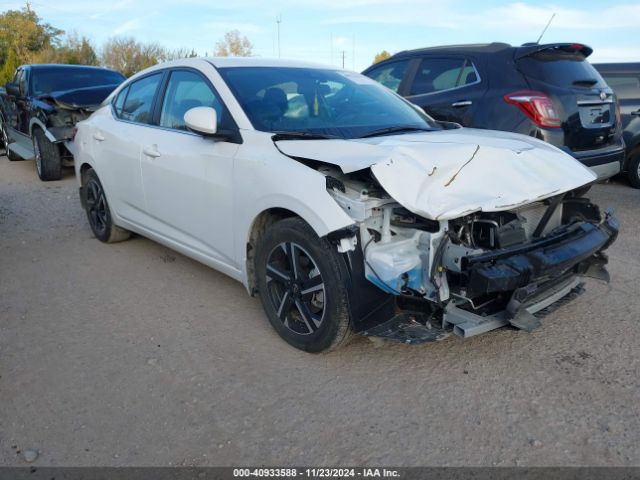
(113, 86), (129, 118)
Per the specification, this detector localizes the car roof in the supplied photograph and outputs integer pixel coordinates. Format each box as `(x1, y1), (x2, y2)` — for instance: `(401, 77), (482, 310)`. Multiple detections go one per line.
(377, 42), (593, 63)
(204, 57), (334, 70)
(593, 62), (640, 74)
(393, 42), (513, 58)
(24, 64), (121, 72)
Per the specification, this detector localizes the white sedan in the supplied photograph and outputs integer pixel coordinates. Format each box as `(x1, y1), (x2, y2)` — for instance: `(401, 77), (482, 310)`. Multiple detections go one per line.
(71, 58), (618, 352)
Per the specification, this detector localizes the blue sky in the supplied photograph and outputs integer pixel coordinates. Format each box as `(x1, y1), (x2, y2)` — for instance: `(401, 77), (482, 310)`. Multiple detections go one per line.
(5, 0), (639, 71)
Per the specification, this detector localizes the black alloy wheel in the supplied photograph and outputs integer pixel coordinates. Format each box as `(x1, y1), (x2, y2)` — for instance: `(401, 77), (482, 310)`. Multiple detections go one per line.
(265, 241), (326, 335)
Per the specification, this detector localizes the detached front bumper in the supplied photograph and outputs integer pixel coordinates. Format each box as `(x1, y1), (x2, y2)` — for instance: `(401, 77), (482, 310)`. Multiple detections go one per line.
(461, 213), (619, 299)
(360, 213), (619, 345)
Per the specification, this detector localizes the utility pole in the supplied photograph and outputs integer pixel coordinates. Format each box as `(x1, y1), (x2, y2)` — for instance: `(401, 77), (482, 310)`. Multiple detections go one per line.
(342, 50), (345, 69)
(276, 14), (282, 58)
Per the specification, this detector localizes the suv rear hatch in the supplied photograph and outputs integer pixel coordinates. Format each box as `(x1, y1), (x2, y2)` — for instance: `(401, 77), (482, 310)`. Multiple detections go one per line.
(515, 43), (618, 152)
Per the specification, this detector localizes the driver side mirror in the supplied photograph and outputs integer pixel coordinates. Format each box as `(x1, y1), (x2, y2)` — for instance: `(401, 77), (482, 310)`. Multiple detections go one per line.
(184, 106), (218, 135)
(5, 82), (21, 97)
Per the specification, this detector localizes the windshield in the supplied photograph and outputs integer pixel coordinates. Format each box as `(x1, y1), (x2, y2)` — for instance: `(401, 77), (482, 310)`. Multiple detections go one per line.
(217, 66), (439, 139)
(31, 68), (125, 96)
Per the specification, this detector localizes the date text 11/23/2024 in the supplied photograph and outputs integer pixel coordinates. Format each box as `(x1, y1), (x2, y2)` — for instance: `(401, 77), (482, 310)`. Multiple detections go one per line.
(233, 468), (400, 478)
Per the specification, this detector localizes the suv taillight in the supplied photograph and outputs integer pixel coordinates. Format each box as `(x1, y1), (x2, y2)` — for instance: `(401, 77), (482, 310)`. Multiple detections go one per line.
(504, 90), (561, 128)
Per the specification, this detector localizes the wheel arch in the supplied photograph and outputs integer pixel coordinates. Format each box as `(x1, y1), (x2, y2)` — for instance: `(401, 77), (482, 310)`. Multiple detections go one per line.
(244, 207), (309, 295)
(29, 118), (56, 142)
(79, 161), (93, 182)
(626, 144), (640, 164)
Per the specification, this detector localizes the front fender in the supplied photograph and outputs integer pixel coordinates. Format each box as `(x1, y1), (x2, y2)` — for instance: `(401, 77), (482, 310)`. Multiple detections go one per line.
(233, 132), (357, 285)
(28, 117), (57, 142)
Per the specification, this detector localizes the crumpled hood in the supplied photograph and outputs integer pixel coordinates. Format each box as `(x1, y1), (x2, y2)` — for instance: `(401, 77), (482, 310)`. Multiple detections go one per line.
(40, 84), (121, 110)
(276, 128), (597, 220)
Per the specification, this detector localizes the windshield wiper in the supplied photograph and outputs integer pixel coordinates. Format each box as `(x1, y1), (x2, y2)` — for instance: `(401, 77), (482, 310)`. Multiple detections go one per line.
(271, 131), (343, 141)
(357, 126), (433, 138)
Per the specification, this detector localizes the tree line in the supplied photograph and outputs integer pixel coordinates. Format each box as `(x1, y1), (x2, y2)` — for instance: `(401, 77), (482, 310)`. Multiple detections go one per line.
(0, 3), (254, 83)
(0, 3), (394, 84)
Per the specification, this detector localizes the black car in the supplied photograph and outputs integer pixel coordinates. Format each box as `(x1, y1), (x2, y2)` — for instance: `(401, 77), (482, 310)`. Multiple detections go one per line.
(363, 43), (625, 182)
(593, 62), (640, 188)
(0, 64), (125, 181)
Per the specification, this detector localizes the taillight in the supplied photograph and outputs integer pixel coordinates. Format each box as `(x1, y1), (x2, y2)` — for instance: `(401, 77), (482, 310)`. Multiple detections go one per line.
(504, 90), (562, 128)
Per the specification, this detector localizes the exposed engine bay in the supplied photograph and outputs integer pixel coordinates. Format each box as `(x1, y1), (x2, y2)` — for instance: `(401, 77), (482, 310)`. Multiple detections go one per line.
(320, 165), (619, 343)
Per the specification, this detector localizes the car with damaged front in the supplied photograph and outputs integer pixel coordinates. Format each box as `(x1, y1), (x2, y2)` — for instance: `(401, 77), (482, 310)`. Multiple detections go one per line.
(0, 64), (125, 181)
(69, 58), (619, 352)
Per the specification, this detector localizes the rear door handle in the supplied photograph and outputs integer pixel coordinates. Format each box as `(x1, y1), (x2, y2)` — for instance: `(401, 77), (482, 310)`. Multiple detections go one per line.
(451, 100), (472, 108)
(143, 145), (161, 158)
(93, 132), (105, 141)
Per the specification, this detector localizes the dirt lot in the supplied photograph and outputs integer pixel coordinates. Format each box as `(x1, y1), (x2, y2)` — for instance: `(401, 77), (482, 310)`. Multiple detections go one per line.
(1, 155), (639, 467)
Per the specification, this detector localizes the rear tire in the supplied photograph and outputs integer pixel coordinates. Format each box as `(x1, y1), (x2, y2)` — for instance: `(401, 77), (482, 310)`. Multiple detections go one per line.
(255, 217), (352, 353)
(82, 168), (130, 243)
(33, 128), (62, 181)
(627, 154), (640, 189)
(1, 122), (21, 161)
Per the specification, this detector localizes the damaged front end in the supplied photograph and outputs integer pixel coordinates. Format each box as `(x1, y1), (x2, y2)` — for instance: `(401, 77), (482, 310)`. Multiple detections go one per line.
(321, 166), (618, 344)
(37, 97), (97, 143)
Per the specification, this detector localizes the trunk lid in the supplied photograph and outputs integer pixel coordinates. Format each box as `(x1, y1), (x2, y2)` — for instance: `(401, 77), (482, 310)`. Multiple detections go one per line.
(515, 44), (618, 151)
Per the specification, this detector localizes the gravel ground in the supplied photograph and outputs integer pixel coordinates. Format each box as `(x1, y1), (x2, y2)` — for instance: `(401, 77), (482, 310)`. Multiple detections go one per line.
(1, 155), (639, 467)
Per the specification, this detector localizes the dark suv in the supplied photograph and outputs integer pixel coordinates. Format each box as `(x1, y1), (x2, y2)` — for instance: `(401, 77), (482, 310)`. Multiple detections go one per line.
(593, 62), (640, 188)
(0, 64), (124, 181)
(363, 43), (625, 182)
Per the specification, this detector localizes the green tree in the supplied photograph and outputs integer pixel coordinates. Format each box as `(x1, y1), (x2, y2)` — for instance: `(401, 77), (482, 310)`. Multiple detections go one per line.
(372, 50), (391, 64)
(0, 48), (19, 84)
(214, 30), (253, 57)
(0, 3), (63, 66)
(32, 32), (98, 65)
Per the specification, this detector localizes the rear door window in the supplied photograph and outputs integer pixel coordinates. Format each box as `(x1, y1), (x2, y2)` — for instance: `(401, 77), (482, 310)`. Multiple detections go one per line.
(364, 60), (410, 92)
(409, 58), (477, 95)
(120, 73), (163, 125)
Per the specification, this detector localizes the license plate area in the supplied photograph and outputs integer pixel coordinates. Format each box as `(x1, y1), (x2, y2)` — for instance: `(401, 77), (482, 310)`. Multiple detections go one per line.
(579, 103), (613, 129)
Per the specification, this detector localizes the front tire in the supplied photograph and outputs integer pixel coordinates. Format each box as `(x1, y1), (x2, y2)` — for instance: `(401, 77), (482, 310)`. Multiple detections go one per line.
(33, 128), (62, 181)
(82, 168), (130, 243)
(255, 217), (352, 353)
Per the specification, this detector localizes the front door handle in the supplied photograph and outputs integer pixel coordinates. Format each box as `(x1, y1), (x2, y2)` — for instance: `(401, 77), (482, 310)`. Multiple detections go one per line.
(143, 145), (161, 158)
(93, 132), (105, 141)
(451, 100), (472, 108)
